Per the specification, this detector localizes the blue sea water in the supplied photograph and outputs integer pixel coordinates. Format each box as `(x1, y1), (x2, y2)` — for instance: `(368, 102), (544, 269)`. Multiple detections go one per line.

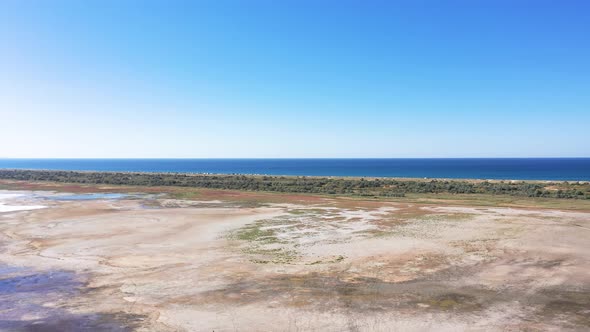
(0, 158), (589, 181)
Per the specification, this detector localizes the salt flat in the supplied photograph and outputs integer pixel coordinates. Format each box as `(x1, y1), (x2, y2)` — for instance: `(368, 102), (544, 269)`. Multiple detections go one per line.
(0, 192), (46, 212)
(0, 188), (589, 331)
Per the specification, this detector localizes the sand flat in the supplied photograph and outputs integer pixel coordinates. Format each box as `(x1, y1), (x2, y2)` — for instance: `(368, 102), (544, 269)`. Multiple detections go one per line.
(0, 189), (589, 331)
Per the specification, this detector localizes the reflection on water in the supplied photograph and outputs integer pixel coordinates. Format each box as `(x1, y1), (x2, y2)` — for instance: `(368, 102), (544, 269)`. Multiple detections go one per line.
(0, 265), (142, 331)
(0, 269), (79, 296)
(0, 265), (82, 329)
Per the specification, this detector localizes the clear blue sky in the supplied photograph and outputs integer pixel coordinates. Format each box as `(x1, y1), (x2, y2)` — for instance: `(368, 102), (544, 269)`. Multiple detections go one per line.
(1, 1), (589, 158)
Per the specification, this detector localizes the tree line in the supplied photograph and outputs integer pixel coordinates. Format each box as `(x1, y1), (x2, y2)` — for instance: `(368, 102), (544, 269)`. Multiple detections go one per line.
(0, 169), (588, 199)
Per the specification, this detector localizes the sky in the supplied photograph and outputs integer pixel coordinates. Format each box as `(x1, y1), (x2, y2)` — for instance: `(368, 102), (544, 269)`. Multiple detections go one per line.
(1, 0), (589, 158)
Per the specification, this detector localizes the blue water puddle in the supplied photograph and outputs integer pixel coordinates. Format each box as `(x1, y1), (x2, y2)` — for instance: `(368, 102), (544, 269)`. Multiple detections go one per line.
(0, 264), (142, 331)
(38, 193), (142, 201)
(0, 269), (81, 295)
(0, 265), (24, 275)
(0, 265), (83, 321)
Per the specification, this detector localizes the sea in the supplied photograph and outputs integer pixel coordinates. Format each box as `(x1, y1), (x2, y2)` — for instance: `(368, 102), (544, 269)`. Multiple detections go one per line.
(0, 158), (589, 181)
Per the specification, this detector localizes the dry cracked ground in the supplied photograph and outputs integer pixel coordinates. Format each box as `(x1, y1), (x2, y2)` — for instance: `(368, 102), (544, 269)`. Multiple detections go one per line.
(0, 188), (589, 331)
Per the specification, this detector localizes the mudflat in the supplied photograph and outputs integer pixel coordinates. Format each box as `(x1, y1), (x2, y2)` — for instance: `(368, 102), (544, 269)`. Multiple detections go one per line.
(0, 185), (589, 331)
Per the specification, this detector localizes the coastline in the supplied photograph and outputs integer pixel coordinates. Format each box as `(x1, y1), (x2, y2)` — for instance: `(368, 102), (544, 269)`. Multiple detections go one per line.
(1, 169), (588, 201)
(0, 167), (588, 184)
(0, 158), (589, 181)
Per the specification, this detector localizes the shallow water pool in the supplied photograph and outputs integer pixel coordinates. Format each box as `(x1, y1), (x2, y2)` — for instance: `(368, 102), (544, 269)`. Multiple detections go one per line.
(40, 193), (133, 201)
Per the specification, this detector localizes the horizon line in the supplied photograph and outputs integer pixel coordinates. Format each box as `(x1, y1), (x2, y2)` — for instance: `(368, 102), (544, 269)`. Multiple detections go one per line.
(1, 157), (590, 160)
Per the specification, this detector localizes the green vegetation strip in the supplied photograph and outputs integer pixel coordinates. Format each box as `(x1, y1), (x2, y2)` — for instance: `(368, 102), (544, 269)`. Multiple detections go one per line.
(0, 169), (589, 199)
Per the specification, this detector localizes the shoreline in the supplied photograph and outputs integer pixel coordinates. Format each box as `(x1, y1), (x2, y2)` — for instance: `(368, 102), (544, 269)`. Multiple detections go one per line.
(0, 168), (589, 184)
(1, 169), (589, 201)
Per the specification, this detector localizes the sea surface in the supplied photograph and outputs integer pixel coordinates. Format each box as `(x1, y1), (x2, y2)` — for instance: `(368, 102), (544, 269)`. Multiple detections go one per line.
(0, 158), (589, 181)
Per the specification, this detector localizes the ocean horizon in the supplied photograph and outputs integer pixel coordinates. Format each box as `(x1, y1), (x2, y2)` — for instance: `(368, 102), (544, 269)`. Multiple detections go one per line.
(0, 158), (589, 181)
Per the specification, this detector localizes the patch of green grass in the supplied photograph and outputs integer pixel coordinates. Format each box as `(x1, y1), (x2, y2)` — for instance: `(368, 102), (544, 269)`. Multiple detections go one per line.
(401, 193), (590, 210)
(431, 298), (459, 309)
(416, 213), (473, 222)
(367, 229), (395, 238)
(227, 219), (299, 264)
(230, 221), (284, 244)
(425, 293), (480, 311)
(287, 209), (307, 215)
(243, 246), (298, 264)
(288, 208), (331, 215)
(170, 192), (202, 200)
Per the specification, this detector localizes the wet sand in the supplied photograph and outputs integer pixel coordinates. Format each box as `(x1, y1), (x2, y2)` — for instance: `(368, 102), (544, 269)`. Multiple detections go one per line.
(0, 189), (589, 331)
